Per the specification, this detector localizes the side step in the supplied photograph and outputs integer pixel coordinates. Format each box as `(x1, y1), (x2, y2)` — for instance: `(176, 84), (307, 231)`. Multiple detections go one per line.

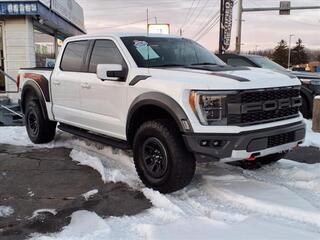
(58, 123), (130, 150)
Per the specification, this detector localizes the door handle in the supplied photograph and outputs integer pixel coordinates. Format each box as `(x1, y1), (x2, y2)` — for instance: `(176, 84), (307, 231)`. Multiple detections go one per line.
(53, 80), (61, 86)
(81, 82), (91, 89)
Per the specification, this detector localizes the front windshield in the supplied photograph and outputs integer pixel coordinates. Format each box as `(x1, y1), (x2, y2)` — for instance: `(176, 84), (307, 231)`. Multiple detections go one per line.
(121, 36), (225, 68)
(248, 56), (286, 72)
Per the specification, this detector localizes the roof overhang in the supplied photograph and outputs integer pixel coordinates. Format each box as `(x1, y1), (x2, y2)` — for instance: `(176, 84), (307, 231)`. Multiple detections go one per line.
(0, 1), (86, 38)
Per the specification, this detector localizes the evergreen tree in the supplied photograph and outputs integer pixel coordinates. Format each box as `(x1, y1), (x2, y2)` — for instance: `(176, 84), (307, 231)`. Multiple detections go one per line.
(272, 40), (288, 67)
(291, 39), (308, 65)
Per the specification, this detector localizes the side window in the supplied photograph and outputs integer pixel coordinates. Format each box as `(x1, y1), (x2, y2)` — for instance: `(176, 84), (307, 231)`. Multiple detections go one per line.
(227, 58), (253, 67)
(60, 41), (88, 72)
(88, 40), (126, 73)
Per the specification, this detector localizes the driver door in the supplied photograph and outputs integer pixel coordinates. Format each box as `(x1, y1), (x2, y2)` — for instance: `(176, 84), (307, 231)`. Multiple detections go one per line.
(78, 39), (128, 140)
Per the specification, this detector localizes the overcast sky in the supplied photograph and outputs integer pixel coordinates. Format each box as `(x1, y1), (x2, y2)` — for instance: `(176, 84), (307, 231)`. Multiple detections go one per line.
(76, 0), (320, 52)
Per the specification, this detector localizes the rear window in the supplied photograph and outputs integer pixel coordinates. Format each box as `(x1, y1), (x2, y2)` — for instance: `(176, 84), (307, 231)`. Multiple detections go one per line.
(60, 41), (89, 72)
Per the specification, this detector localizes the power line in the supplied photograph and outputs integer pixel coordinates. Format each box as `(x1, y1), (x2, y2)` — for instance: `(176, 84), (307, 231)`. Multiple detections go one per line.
(189, 0), (217, 36)
(184, 0), (211, 32)
(181, 0), (197, 29)
(183, 0), (202, 29)
(195, 14), (220, 40)
(192, 10), (220, 40)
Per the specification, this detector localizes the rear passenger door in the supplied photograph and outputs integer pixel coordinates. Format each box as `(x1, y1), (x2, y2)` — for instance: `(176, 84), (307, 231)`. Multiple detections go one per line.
(78, 39), (129, 140)
(51, 40), (89, 125)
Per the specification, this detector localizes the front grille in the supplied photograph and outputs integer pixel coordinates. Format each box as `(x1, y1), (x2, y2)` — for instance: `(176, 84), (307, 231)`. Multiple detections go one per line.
(267, 131), (296, 148)
(227, 87), (301, 126)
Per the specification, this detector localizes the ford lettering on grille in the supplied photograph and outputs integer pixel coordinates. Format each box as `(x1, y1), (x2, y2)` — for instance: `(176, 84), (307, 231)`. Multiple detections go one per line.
(227, 87), (301, 126)
(241, 97), (302, 114)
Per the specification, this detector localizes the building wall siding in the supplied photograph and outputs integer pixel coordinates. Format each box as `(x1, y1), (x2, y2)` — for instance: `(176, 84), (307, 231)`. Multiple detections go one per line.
(3, 17), (36, 100)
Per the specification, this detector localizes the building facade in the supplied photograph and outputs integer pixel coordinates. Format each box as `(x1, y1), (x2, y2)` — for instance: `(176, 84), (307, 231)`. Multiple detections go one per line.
(0, 0), (85, 101)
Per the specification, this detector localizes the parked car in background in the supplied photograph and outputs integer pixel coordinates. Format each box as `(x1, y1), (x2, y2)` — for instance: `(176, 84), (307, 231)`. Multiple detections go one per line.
(217, 54), (320, 118)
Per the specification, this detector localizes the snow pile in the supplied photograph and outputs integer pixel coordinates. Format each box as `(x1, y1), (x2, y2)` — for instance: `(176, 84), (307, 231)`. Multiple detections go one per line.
(1, 122), (320, 239)
(303, 120), (320, 148)
(0, 206), (14, 218)
(82, 189), (98, 201)
(33, 211), (111, 240)
(31, 209), (57, 219)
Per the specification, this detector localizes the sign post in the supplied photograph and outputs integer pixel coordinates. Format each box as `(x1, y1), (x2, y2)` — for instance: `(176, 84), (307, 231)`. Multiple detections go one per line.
(219, 0), (234, 54)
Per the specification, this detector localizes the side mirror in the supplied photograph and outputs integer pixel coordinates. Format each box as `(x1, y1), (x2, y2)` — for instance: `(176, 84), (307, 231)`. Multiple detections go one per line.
(97, 64), (125, 81)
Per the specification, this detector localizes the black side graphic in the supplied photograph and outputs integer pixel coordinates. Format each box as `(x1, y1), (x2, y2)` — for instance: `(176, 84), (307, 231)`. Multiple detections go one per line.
(129, 75), (151, 86)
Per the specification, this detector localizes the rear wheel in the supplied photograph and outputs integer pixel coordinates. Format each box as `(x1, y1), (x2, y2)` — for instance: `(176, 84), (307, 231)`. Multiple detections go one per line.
(25, 100), (57, 144)
(233, 152), (287, 170)
(133, 119), (196, 193)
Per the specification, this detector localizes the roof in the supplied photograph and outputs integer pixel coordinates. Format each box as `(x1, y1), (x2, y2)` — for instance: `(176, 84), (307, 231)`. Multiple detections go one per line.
(67, 32), (182, 41)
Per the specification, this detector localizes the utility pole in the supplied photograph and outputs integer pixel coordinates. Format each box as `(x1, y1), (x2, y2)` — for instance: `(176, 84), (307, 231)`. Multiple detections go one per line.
(235, 2), (320, 54)
(179, 28), (183, 37)
(288, 34), (294, 69)
(235, 0), (243, 53)
(146, 8), (149, 35)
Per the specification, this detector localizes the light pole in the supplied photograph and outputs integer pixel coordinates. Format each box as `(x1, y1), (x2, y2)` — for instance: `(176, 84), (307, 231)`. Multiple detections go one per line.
(288, 34), (294, 69)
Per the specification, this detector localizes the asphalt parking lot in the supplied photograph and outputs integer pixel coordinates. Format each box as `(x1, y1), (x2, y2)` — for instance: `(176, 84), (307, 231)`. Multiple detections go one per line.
(0, 145), (151, 240)
(0, 143), (319, 239)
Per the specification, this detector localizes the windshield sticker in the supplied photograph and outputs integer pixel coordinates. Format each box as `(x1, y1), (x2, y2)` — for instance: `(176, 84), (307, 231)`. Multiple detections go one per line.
(133, 40), (160, 60)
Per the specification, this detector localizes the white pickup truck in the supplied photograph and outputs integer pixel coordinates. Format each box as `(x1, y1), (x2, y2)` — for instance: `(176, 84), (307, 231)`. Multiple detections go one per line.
(18, 33), (305, 193)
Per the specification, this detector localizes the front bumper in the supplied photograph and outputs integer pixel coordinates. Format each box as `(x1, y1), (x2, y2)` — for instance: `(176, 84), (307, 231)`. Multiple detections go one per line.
(183, 121), (306, 162)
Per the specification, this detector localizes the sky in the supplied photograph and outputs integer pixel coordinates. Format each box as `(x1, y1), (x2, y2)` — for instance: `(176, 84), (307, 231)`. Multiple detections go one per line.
(76, 0), (320, 52)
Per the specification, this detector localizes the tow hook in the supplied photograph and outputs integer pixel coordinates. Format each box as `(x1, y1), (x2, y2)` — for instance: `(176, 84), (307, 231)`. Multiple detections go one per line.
(247, 153), (260, 161)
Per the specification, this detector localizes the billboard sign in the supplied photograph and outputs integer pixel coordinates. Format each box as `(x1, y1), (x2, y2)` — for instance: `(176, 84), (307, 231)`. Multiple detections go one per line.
(220, 0), (234, 52)
(148, 24), (170, 35)
(0, 0), (84, 31)
(0, 2), (38, 15)
(51, 0), (85, 31)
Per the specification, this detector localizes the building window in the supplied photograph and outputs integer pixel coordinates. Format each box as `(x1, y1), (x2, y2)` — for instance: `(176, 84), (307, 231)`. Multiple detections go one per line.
(34, 30), (56, 68)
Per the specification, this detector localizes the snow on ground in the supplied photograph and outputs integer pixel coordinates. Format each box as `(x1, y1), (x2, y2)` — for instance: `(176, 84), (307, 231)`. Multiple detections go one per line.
(1, 120), (320, 239)
(0, 206), (14, 218)
(303, 120), (320, 148)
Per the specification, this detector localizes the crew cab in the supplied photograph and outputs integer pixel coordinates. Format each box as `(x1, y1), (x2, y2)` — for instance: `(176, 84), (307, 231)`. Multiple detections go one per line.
(18, 33), (306, 193)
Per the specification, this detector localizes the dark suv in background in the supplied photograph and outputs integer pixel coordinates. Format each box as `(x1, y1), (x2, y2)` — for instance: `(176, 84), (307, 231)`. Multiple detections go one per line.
(217, 54), (320, 119)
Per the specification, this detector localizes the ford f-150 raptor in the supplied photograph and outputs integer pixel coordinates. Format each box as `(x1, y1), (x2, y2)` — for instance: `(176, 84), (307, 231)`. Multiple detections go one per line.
(18, 33), (306, 193)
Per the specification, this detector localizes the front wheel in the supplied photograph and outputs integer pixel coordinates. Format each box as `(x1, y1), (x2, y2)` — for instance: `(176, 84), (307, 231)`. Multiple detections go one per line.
(25, 100), (57, 144)
(133, 120), (196, 193)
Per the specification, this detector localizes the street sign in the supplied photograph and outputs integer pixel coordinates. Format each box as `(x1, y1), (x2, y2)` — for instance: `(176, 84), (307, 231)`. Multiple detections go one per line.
(280, 1), (291, 15)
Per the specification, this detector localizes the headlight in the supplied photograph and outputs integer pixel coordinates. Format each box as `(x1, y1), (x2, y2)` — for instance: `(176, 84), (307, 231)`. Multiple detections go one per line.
(189, 91), (235, 125)
(300, 78), (320, 86)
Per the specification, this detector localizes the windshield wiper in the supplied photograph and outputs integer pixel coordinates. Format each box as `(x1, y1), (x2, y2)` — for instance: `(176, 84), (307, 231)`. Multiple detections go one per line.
(190, 63), (218, 66)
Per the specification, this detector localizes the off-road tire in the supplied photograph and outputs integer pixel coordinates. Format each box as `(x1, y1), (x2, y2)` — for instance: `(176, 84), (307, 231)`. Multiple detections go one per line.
(133, 119), (196, 193)
(25, 100), (57, 144)
(234, 152), (287, 170)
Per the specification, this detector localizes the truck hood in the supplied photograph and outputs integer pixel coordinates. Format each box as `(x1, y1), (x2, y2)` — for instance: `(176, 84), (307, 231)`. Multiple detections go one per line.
(146, 66), (301, 90)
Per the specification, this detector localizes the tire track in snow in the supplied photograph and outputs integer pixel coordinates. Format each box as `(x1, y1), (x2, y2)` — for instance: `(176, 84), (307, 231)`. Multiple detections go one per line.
(204, 176), (320, 230)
